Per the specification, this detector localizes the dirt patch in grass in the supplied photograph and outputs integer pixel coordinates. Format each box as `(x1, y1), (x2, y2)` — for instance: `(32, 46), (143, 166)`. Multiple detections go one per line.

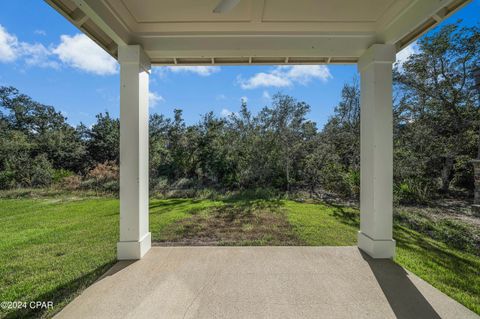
(154, 202), (303, 246)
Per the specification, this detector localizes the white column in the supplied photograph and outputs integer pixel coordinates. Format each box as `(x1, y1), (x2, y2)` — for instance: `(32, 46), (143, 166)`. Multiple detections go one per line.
(357, 44), (396, 259)
(117, 45), (151, 260)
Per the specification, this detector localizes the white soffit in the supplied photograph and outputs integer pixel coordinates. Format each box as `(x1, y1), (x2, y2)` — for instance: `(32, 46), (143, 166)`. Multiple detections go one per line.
(45, 0), (471, 65)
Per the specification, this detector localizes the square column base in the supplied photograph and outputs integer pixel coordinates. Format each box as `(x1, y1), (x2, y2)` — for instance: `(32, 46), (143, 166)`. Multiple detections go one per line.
(117, 232), (151, 260)
(358, 231), (395, 259)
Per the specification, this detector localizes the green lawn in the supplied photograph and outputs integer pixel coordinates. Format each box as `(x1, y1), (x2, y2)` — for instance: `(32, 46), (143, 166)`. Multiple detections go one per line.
(0, 197), (479, 318)
(0, 198), (119, 318)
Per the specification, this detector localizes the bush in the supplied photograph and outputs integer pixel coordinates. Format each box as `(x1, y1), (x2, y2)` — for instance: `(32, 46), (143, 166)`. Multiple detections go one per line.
(151, 177), (169, 195)
(394, 178), (434, 204)
(172, 178), (197, 189)
(87, 161), (119, 182)
(102, 180), (119, 193)
(31, 154), (54, 188)
(59, 175), (82, 191)
(0, 169), (15, 189)
(344, 169), (360, 198)
(320, 163), (355, 199)
(452, 155), (474, 190)
(52, 169), (73, 184)
(226, 188), (280, 200)
(85, 161), (119, 194)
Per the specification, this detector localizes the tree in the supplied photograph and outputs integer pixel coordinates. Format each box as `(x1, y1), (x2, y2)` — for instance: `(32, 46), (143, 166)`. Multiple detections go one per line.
(394, 23), (480, 192)
(86, 112), (120, 165)
(321, 79), (360, 170)
(0, 86), (85, 187)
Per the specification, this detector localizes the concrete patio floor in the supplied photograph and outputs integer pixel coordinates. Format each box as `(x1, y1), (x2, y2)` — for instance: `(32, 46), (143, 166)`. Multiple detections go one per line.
(55, 246), (478, 319)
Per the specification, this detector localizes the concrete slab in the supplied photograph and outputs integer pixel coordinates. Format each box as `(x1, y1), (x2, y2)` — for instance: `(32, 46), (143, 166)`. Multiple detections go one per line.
(55, 247), (478, 319)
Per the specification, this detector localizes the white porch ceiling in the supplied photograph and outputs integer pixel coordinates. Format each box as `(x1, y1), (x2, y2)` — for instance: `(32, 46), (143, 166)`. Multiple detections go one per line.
(45, 0), (470, 65)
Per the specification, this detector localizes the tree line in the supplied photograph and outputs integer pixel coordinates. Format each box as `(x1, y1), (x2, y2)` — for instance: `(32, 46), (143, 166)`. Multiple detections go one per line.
(0, 23), (478, 202)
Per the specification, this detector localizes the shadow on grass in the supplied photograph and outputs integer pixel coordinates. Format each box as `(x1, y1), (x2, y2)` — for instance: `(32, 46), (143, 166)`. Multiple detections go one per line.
(394, 226), (480, 314)
(395, 225), (480, 275)
(153, 198), (300, 246)
(360, 251), (441, 319)
(330, 204), (360, 228)
(149, 198), (203, 210)
(4, 260), (117, 319)
(219, 198), (284, 208)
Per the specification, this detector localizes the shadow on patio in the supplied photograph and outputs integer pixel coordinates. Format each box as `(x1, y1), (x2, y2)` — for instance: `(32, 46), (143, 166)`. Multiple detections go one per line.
(54, 247), (478, 319)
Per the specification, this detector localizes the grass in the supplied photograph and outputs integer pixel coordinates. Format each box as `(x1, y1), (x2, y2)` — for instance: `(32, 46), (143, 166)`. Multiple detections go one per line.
(0, 197), (479, 317)
(152, 199), (299, 245)
(0, 198), (119, 318)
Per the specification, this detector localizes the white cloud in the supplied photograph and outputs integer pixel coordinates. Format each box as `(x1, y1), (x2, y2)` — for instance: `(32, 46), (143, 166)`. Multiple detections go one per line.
(148, 91), (164, 108)
(396, 41), (419, 66)
(221, 108), (235, 117)
(0, 25), (58, 68)
(239, 65), (332, 89)
(0, 25), (116, 75)
(53, 34), (118, 75)
(165, 65), (220, 76)
(20, 42), (59, 69)
(262, 90), (271, 100)
(239, 72), (290, 89)
(280, 65), (332, 84)
(0, 25), (18, 62)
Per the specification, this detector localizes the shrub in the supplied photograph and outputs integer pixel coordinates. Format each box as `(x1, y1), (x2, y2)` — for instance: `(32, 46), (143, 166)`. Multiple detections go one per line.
(31, 154), (54, 188)
(452, 155), (474, 190)
(102, 180), (119, 193)
(227, 188), (280, 200)
(320, 163), (354, 199)
(52, 169), (73, 184)
(172, 178), (197, 189)
(59, 175), (82, 191)
(344, 169), (360, 198)
(151, 177), (169, 195)
(85, 161), (119, 194)
(87, 161), (119, 182)
(394, 178), (434, 204)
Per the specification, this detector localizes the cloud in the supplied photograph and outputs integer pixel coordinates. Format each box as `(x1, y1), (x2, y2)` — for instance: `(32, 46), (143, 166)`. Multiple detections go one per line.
(262, 91), (271, 100)
(1, 25), (117, 75)
(0, 24), (58, 68)
(239, 65), (332, 89)
(239, 72), (290, 89)
(148, 91), (164, 108)
(165, 65), (220, 76)
(20, 42), (59, 69)
(0, 25), (18, 62)
(396, 41), (419, 66)
(53, 34), (118, 75)
(221, 108), (235, 117)
(216, 94), (227, 100)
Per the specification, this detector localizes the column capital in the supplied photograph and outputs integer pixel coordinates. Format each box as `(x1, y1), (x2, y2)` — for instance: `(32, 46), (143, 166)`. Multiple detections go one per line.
(118, 45), (151, 71)
(357, 44), (396, 72)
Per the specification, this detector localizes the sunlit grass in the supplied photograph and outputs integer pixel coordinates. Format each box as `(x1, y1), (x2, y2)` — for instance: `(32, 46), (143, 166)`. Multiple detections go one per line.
(0, 198), (119, 318)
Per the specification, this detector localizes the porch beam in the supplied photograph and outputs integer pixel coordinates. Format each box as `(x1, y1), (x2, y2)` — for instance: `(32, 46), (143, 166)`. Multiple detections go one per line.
(357, 44), (396, 259)
(117, 45), (151, 260)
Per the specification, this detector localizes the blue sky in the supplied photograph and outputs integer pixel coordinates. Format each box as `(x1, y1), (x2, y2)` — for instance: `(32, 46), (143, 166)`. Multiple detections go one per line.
(0, 1), (478, 129)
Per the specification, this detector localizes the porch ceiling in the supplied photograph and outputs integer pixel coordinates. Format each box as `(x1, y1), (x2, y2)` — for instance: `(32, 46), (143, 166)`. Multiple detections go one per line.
(45, 0), (470, 65)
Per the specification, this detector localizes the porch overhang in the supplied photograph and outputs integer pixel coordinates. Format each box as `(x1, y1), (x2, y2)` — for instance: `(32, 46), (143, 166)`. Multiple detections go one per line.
(45, 0), (469, 66)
